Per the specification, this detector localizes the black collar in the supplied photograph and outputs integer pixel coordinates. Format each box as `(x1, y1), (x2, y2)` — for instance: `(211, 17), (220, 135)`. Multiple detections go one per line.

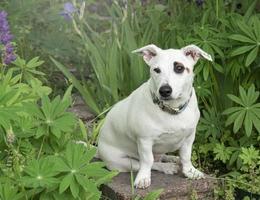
(151, 91), (192, 115)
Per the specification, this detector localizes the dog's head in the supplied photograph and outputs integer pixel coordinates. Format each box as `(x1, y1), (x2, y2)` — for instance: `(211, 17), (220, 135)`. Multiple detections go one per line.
(132, 44), (212, 101)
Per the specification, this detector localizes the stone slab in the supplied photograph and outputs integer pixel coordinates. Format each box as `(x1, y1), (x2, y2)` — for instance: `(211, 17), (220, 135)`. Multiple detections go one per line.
(68, 95), (95, 122)
(101, 172), (216, 200)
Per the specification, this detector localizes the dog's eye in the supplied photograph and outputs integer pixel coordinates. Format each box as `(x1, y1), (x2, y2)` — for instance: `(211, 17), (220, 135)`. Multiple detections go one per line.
(174, 62), (185, 74)
(153, 68), (161, 74)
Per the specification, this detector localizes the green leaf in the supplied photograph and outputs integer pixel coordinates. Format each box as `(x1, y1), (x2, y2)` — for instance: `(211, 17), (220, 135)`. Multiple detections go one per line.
(69, 176), (79, 198)
(143, 189), (163, 200)
(62, 85), (73, 104)
(229, 150), (240, 166)
(244, 112), (252, 137)
(247, 85), (259, 104)
(59, 174), (73, 194)
(203, 63), (209, 81)
(213, 143), (233, 163)
(229, 34), (255, 43)
(239, 146), (259, 166)
(244, 0), (258, 21)
(225, 111), (241, 127)
(233, 110), (246, 133)
(21, 158), (59, 188)
(79, 119), (88, 142)
(253, 16), (260, 40)
(0, 182), (24, 200)
(239, 86), (248, 106)
(250, 112), (260, 133)
(229, 45), (255, 57)
(213, 62), (224, 73)
(227, 94), (244, 106)
(223, 107), (242, 115)
(95, 170), (119, 186)
(245, 46), (258, 66)
(154, 4), (166, 12)
(27, 56), (44, 68)
(237, 21), (256, 40)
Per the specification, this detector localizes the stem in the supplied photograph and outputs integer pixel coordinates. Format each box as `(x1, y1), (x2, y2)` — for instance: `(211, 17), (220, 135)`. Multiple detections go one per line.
(37, 136), (46, 160)
(1, 63), (7, 80)
(216, 0), (219, 19)
(209, 64), (220, 109)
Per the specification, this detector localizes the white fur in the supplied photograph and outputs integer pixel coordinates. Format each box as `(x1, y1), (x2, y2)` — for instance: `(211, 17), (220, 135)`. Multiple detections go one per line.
(97, 44), (212, 189)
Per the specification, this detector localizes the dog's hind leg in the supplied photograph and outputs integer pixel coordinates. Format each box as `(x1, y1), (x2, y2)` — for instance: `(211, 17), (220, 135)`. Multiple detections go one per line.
(152, 162), (179, 175)
(98, 143), (140, 172)
(159, 154), (180, 164)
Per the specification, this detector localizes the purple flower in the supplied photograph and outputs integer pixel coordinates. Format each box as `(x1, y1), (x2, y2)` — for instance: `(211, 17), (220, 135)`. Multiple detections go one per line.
(4, 52), (16, 65)
(195, 0), (204, 6)
(0, 10), (16, 65)
(60, 2), (77, 20)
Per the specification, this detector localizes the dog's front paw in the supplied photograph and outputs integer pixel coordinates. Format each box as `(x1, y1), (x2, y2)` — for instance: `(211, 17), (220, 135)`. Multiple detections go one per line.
(134, 174), (151, 189)
(183, 166), (205, 179)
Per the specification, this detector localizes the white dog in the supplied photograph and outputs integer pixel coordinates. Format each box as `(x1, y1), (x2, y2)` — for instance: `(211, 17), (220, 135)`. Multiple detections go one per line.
(97, 44), (212, 189)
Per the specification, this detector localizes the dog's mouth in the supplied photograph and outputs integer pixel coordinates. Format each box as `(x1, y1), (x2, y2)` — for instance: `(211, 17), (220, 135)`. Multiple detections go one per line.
(160, 96), (173, 101)
(159, 94), (182, 101)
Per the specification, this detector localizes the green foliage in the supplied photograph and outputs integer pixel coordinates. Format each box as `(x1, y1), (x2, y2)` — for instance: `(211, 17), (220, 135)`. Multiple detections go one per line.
(213, 143), (233, 163)
(0, 182), (24, 200)
(56, 143), (115, 199)
(12, 57), (45, 82)
(239, 146), (259, 170)
(223, 85), (260, 136)
(0, 56), (116, 199)
(229, 17), (260, 66)
(24, 94), (76, 139)
(21, 157), (59, 188)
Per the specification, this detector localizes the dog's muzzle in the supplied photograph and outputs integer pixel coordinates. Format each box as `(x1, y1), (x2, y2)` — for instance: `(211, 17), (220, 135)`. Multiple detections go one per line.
(159, 84), (172, 98)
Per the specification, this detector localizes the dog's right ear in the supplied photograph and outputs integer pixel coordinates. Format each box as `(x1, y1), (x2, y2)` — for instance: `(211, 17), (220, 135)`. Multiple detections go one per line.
(132, 44), (161, 65)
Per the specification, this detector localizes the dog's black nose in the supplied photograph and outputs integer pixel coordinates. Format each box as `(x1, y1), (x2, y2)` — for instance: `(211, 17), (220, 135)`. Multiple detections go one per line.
(159, 85), (172, 98)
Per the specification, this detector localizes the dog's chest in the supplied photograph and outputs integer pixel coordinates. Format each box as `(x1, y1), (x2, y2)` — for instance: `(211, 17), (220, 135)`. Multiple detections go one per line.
(152, 114), (196, 153)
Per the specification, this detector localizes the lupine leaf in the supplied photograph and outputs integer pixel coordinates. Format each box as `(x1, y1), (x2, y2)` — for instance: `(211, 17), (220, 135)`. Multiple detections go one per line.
(59, 174), (73, 194)
(244, 112), (252, 136)
(229, 34), (255, 43)
(245, 46), (258, 66)
(229, 45), (255, 57)
(233, 110), (246, 133)
(237, 21), (256, 40)
(227, 94), (244, 106)
(222, 107), (242, 115)
(239, 86), (248, 106)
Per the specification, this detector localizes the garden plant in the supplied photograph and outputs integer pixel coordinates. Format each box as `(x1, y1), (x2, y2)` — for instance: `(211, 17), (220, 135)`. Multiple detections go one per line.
(0, 0), (260, 199)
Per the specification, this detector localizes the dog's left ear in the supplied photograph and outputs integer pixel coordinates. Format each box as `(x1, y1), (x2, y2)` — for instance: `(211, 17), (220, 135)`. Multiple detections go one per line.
(182, 44), (213, 63)
(132, 44), (161, 65)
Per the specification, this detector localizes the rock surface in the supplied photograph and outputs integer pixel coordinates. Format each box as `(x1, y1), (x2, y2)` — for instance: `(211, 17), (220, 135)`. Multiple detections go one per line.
(101, 171), (216, 200)
(68, 95), (95, 122)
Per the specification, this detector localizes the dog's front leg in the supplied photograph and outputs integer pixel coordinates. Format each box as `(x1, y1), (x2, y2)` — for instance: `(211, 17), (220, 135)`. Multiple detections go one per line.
(180, 132), (204, 179)
(134, 138), (153, 189)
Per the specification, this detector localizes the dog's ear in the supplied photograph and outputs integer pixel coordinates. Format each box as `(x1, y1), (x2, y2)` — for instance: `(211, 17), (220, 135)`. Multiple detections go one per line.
(132, 44), (161, 65)
(182, 44), (213, 63)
